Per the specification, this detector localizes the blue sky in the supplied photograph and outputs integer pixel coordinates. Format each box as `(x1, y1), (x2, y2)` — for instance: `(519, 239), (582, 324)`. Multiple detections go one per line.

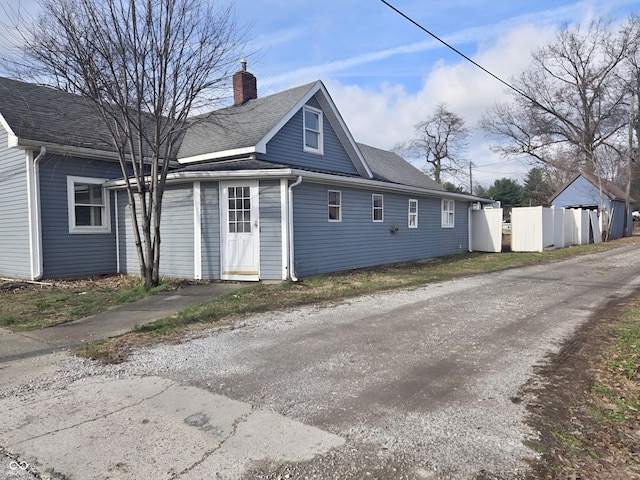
(2, 0), (640, 187)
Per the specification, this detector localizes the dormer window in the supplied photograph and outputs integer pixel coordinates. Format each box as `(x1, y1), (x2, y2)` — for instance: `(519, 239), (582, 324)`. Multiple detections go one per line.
(303, 106), (323, 155)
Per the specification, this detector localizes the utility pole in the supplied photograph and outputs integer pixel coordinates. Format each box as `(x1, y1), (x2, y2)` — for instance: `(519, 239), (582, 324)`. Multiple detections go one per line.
(625, 93), (634, 237)
(469, 162), (473, 195)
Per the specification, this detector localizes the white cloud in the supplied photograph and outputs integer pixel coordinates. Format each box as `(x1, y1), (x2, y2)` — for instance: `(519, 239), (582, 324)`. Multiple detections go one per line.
(325, 23), (559, 187)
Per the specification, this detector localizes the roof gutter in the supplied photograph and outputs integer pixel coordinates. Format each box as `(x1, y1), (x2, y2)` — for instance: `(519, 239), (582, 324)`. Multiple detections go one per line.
(288, 169), (492, 203)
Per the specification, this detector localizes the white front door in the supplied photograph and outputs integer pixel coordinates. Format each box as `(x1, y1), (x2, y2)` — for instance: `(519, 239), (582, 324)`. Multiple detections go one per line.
(221, 181), (260, 281)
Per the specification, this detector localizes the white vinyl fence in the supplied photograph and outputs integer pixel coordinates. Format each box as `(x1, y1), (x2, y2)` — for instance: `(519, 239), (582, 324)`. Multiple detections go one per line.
(510, 206), (601, 252)
(471, 208), (503, 253)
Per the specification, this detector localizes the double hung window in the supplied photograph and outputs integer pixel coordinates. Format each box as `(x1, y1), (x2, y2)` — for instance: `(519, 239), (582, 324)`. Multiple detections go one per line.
(372, 194), (383, 222)
(328, 190), (341, 221)
(408, 199), (418, 228)
(303, 106), (323, 154)
(441, 199), (455, 228)
(67, 176), (110, 234)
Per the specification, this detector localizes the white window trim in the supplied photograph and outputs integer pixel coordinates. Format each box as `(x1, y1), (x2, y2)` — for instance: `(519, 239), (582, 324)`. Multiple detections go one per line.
(372, 194), (384, 222)
(408, 199), (418, 228)
(67, 176), (111, 234)
(441, 199), (455, 228)
(303, 105), (324, 155)
(328, 190), (342, 222)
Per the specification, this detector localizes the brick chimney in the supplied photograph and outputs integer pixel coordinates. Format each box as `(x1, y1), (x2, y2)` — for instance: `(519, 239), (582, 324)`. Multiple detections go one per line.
(233, 59), (257, 105)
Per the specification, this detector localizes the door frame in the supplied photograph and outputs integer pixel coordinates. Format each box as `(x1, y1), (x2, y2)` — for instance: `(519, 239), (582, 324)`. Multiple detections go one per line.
(220, 180), (260, 281)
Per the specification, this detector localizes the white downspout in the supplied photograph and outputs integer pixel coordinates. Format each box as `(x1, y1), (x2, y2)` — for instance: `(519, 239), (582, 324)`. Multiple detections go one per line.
(115, 190), (120, 273)
(287, 176), (303, 281)
(468, 205), (473, 252)
(27, 146), (46, 280)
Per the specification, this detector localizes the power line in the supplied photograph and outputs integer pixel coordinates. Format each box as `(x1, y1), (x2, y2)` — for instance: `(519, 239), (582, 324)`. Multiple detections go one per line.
(379, 0), (549, 113)
(474, 158), (522, 168)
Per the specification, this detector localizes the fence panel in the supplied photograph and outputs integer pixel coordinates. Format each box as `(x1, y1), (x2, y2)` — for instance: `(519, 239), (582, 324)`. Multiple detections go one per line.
(471, 208), (503, 253)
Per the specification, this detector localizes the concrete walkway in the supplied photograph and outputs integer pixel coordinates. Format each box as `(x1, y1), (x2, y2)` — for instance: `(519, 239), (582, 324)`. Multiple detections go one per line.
(0, 283), (241, 364)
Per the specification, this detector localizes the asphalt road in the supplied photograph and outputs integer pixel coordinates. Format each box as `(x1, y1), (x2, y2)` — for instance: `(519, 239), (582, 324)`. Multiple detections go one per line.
(2, 244), (640, 480)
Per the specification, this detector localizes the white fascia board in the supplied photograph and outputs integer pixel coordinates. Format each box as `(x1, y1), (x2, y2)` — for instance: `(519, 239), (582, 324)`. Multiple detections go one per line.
(177, 146), (257, 164)
(0, 113), (19, 147)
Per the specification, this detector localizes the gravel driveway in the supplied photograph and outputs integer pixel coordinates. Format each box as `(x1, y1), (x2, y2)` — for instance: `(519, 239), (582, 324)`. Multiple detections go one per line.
(3, 245), (640, 480)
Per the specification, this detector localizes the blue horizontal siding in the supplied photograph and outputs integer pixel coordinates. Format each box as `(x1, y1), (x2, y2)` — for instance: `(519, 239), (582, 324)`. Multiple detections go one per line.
(0, 136), (31, 279)
(292, 183), (469, 277)
(259, 180), (283, 280)
(158, 186), (194, 278)
(39, 155), (121, 278)
(201, 182), (221, 280)
(118, 185), (195, 279)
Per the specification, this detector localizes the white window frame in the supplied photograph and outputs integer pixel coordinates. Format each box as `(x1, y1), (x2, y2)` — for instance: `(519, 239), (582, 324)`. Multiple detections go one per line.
(441, 199), (455, 228)
(67, 176), (111, 234)
(328, 190), (342, 222)
(303, 105), (324, 155)
(372, 194), (384, 222)
(408, 199), (418, 228)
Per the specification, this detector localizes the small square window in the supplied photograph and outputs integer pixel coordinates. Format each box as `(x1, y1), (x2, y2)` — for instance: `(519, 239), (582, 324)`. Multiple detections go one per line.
(372, 194), (383, 222)
(442, 199), (455, 228)
(303, 106), (323, 155)
(408, 199), (418, 228)
(328, 190), (341, 222)
(67, 176), (110, 234)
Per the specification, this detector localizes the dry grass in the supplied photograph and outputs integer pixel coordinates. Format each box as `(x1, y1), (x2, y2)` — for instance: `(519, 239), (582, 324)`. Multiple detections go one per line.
(0, 275), (174, 331)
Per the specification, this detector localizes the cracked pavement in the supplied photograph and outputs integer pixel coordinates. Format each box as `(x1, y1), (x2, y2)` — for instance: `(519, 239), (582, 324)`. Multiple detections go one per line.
(0, 376), (343, 479)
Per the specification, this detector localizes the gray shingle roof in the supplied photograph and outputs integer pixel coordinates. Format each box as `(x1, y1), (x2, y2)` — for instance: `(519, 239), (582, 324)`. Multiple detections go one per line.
(177, 82), (317, 159)
(0, 77), (115, 153)
(357, 143), (444, 191)
(0, 77), (449, 195)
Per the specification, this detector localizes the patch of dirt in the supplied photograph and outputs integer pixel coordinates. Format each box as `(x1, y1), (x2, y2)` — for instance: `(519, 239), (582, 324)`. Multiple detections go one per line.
(523, 293), (640, 479)
(0, 274), (140, 293)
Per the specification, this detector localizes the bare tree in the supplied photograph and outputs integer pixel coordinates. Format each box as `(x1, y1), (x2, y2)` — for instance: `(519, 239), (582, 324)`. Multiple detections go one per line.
(395, 103), (469, 184)
(481, 18), (635, 175)
(10, 0), (244, 288)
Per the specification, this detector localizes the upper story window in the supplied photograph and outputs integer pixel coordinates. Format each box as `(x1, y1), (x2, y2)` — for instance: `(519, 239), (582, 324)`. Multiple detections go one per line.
(372, 194), (383, 222)
(408, 199), (418, 228)
(328, 190), (341, 222)
(303, 106), (323, 155)
(67, 176), (111, 234)
(441, 199), (455, 228)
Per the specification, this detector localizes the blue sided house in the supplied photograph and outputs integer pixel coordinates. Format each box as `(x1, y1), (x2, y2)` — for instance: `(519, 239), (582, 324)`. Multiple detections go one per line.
(0, 66), (489, 282)
(550, 172), (634, 240)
